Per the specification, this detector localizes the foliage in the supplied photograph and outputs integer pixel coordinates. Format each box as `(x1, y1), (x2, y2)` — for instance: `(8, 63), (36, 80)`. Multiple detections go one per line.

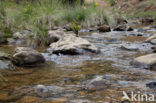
(71, 21), (81, 36)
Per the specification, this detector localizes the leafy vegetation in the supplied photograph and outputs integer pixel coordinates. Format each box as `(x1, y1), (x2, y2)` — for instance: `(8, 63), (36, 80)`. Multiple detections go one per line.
(71, 21), (81, 37)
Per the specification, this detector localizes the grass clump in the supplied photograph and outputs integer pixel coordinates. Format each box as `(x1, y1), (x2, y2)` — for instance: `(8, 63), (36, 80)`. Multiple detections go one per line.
(0, 0), (113, 46)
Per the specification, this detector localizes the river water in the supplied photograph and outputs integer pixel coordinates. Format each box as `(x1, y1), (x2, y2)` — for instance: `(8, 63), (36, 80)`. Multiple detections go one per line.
(0, 26), (156, 103)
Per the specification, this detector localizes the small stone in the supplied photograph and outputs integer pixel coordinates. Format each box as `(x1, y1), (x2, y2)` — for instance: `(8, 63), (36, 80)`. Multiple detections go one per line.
(86, 76), (107, 91)
(97, 25), (111, 32)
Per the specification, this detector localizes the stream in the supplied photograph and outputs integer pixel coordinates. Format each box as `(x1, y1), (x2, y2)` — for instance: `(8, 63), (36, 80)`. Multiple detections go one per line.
(0, 26), (156, 103)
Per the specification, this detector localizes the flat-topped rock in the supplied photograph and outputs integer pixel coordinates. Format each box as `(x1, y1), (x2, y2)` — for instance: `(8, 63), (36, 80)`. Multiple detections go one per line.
(132, 53), (156, 70)
(49, 35), (98, 55)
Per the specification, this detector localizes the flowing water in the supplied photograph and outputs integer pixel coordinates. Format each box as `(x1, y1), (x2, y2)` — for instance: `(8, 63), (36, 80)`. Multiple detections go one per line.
(0, 26), (156, 103)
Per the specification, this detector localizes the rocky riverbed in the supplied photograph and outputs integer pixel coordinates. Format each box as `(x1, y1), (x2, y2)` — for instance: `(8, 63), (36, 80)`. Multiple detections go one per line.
(0, 25), (156, 103)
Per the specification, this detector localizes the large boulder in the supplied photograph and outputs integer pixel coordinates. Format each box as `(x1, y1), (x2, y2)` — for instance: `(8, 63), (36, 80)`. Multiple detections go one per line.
(49, 35), (98, 55)
(47, 30), (65, 45)
(12, 47), (45, 66)
(97, 25), (111, 32)
(131, 53), (156, 70)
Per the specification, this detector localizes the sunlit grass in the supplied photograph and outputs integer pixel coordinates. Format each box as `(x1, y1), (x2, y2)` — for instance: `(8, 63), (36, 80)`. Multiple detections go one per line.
(0, 0), (113, 46)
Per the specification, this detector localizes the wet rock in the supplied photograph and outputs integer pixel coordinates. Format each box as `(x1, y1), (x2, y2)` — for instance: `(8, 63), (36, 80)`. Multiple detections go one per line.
(116, 18), (128, 25)
(0, 32), (7, 44)
(120, 44), (139, 51)
(0, 60), (14, 69)
(140, 18), (154, 24)
(146, 82), (156, 90)
(12, 47), (45, 66)
(97, 25), (111, 32)
(107, 38), (120, 43)
(16, 96), (44, 103)
(0, 52), (10, 60)
(151, 46), (156, 53)
(145, 34), (156, 44)
(113, 25), (133, 31)
(0, 52), (13, 69)
(127, 27), (134, 31)
(132, 53), (156, 70)
(86, 76), (108, 91)
(49, 35), (98, 55)
(47, 30), (65, 45)
(137, 28), (147, 32)
(34, 85), (65, 98)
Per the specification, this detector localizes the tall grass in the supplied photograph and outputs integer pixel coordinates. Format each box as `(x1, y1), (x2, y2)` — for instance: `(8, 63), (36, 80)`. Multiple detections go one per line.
(0, 0), (113, 46)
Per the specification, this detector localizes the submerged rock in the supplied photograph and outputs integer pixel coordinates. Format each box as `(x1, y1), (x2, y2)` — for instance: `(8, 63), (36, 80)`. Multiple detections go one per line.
(97, 25), (111, 32)
(120, 44), (139, 51)
(86, 76), (108, 91)
(16, 96), (44, 103)
(49, 35), (98, 55)
(12, 47), (45, 66)
(34, 85), (65, 98)
(131, 53), (156, 70)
